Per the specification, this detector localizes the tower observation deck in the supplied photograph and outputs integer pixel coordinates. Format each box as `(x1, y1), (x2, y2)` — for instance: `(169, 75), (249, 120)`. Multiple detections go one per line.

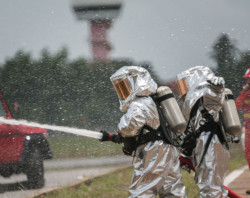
(71, 0), (122, 62)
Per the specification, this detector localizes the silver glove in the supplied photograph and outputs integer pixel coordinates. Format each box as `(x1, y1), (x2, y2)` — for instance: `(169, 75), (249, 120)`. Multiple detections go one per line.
(210, 76), (225, 86)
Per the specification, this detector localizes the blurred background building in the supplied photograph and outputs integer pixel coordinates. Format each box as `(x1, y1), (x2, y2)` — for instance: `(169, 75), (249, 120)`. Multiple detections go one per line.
(71, 0), (123, 62)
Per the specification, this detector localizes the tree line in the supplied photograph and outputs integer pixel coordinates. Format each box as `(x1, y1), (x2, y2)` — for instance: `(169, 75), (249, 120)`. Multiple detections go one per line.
(0, 49), (160, 132)
(211, 34), (250, 96)
(0, 33), (249, 131)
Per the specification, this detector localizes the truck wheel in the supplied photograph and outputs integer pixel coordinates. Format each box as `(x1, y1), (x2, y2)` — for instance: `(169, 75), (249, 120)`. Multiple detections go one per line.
(26, 147), (45, 189)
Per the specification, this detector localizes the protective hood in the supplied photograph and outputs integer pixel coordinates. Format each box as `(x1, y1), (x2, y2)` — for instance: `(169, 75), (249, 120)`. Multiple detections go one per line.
(177, 66), (225, 120)
(110, 66), (157, 112)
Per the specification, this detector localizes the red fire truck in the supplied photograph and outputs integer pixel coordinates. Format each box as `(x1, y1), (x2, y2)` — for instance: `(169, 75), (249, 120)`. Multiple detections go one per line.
(0, 91), (52, 189)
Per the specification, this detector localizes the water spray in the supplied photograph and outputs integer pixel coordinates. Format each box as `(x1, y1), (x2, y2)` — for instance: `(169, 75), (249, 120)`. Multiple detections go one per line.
(0, 117), (103, 139)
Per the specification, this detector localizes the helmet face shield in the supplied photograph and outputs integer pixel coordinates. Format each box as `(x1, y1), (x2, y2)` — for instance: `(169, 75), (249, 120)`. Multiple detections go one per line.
(112, 78), (132, 100)
(110, 66), (158, 112)
(176, 77), (189, 99)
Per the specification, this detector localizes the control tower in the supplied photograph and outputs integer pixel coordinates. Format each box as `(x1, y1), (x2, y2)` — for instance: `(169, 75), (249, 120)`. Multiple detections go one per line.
(71, 0), (122, 62)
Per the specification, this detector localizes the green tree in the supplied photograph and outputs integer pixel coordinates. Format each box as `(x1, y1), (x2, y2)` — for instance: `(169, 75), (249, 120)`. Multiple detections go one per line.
(211, 34), (241, 95)
(236, 51), (250, 90)
(0, 48), (161, 132)
(211, 34), (250, 97)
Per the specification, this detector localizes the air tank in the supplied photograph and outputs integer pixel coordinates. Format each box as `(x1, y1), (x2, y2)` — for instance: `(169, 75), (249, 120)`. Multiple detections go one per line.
(157, 86), (186, 133)
(221, 88), (241, 135)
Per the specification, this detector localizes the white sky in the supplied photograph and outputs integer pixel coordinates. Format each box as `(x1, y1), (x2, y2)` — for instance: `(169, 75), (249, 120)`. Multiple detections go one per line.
(1, 0), (250, 81)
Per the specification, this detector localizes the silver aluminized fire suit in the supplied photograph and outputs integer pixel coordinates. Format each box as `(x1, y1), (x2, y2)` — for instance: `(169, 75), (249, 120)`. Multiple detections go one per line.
(110, 66), (187, 198)
(177, 66), (230, 198)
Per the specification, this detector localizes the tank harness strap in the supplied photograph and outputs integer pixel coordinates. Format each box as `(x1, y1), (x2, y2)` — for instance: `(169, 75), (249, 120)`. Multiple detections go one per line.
(196, 109), (220, 168)
(128, 125), (165, 163)
(181, 99), (219, 162)
(218, 112), (230, 150)
(219, 92), (235, 149)
(137, 125), (168, 147)
(185, 99), (201, 136)
(122, 125), (164, 159)
(196, 130), (214, 167)
(156, 93), (174, 103)
(225, 94), (234, 100)
(181, 100), (201, 156)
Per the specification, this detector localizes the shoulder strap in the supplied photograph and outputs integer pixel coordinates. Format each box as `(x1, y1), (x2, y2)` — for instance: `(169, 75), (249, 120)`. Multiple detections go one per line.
(137, 125), (166, 146)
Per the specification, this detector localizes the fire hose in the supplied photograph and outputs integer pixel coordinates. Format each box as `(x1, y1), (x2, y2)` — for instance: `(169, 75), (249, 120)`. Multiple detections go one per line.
(0, 117), (103, 139)
(179, 155), (242, 198)
(0, 117), (242, 197)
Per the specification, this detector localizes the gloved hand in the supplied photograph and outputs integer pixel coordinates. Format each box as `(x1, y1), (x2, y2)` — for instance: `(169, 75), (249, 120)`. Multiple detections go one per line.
(112, 133), (123, 144)
(208, 76), (225, 86)
(122, 136), (137, 156)
(99, 130), (110, 142)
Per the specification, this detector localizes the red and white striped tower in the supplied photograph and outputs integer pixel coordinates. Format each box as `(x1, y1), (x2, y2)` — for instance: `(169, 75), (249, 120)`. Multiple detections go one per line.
(72, 0), (122, 62)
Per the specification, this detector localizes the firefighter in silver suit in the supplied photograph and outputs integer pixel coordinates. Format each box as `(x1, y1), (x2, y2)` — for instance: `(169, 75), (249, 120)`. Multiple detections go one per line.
(110, 66), (187, 198)
(177, 66), (230, 198)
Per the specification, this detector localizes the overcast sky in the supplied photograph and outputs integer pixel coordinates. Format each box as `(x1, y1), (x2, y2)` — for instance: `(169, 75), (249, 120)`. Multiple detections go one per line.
(1, 0), (250, 81)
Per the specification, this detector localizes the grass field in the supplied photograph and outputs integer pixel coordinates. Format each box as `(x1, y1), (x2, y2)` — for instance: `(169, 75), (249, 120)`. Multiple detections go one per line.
(42, 138), (246, 198)
(48, 135), (123, 159)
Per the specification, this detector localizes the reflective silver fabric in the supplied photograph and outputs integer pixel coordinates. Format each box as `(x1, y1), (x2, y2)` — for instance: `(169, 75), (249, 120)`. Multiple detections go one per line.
(194, 132), (229, 198)
(112, 66), (186, 197)
(177, 66), (229, 197)
(189, 103), (230, 198)
(110, 66), (157, 112)
(177, 66), (225, 121)
(129, 141), (187, 198)
(118, 97), (160, 137)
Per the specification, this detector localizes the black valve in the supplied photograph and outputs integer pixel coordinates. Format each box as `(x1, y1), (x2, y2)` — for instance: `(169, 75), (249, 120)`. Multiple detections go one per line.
(231, 136), (240, 143)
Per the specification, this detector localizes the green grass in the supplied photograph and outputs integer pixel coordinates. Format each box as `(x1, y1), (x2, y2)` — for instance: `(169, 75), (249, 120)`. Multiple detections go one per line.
(41, 167), (133, 198)
(227, 143), (247, 172)
(48, 135), (123, 159)
(182, 171), (200, 198)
